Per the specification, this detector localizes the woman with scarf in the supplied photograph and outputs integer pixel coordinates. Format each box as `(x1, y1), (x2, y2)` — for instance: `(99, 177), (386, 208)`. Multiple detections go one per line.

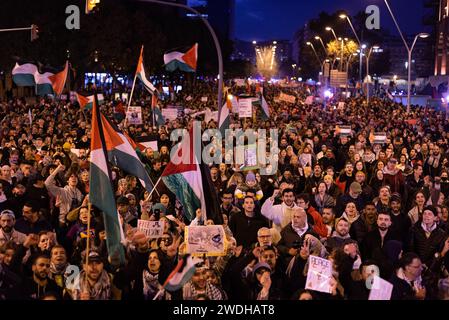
(340, 202), (361, 228)
(407, 190), (426, 225)
(313, 181), (336, 214)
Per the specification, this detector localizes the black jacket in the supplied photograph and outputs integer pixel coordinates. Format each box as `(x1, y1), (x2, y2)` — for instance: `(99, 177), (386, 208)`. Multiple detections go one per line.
(390, 273), (417, 300)
(228, 211), (269, 249)
(360, 228), (401, 261)
(408, 223), (447, 266)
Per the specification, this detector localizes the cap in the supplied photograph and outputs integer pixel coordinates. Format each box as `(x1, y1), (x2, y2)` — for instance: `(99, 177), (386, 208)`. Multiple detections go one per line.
(390, 193), (402, 203)
(0, 209), (15, 219)
(116, 196), (130, 206)
(350, 182), (362, 194)
(423, 205), (438, 217)
(252, 262), (271, 277)
(82, 249), (103, 263)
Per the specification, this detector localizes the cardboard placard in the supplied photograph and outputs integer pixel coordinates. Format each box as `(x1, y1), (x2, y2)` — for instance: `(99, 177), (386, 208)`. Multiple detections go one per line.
(305, 96), (314, 105)
(137, 220), (165, 239)
(161, 108), (178, 121)
(185, 225), (226, 256)
(368, 275), (393, 300)
(238, 98), (253, 118)
(305, 255), (333, 294)
(126, 106), (143, 125)
(201, 96), (208, 102)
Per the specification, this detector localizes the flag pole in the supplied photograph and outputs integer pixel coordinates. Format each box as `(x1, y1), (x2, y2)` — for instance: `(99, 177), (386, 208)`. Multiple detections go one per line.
(145, 176), (163, 201)
(85, 201), (92, 266)
(128, 45), (143, 110)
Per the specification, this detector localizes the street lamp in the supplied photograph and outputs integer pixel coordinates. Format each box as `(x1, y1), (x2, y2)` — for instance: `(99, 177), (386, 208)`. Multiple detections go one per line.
(314, 35), (327, 54)
(325, 26), (338, 42)
(340, 13), (363, 86)
(383, 0), (429, 113)
(366, 45), (380, 104)
(307, 42), (321, 65)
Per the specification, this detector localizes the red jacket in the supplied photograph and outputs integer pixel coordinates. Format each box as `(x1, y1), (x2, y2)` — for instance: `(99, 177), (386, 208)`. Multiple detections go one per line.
(307, 206), (328, 238)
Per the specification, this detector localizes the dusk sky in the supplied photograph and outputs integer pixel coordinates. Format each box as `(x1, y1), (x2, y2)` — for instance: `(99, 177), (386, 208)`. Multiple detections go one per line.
(234, 0), (428, 41)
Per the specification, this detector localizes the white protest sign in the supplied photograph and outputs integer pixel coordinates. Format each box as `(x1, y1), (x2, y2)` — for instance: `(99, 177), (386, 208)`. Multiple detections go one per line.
(238, 98), (253, 118)
(161, 108), (178, 121)
(338, 102), (345, 110)
(201, 96), (208, 102)
(305, 255), (333, 294)
(137, 220), (165, 239)
(126, 106), (143, 125)
(305, 96), (314, 105)
(185, 225), (226, 256)
(279, 92), (296, 104)
(373, 132), (387, 144)
(368, 276), (393, 300)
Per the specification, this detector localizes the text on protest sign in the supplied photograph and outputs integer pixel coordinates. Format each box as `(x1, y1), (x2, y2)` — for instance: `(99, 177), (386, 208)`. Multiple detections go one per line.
(238, 98), (253, 118)
(161, 108), (179, 121)
(137, 220), (165, 239)
(185, 225), (226, 256)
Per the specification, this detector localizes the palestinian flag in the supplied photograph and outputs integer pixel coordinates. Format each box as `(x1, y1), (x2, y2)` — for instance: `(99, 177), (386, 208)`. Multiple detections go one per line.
(89, 97), (125, 267)
(161, 128), (222, 224)
(12, 62), (38, 86)
(100, 115), (154, 192)
(260, 88), (270, 120)
(218, 101), (230, 137)
(35, 61), (69, 96)
(164, 43), (198, 73)
(164, 255), (203, 292)
(151, 94), (165, 126)
(76, 93), (104, 110)
(136, 46), (156, 94)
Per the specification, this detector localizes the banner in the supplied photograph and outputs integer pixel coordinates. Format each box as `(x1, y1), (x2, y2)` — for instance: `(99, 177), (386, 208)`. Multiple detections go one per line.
(137, 220), (165, 239)
(305, 255), (333, 294)
(185, 225), (225, 256)
(238, 98), (253, 118)
(126, 106), (143, 125)
(279, 92), (296, 104)
(373, 132), (387, 144)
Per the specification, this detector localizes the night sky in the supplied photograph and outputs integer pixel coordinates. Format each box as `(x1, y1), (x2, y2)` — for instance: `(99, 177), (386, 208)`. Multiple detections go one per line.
(235, 0), (428, 41)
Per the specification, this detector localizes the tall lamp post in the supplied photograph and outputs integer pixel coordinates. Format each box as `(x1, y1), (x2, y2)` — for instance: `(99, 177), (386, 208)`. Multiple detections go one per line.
(142, 0), (224, 107)
(339, 13), (363, 85)
(314, 36), (327, 54)
(382, 0), (429, 113)
(366, 45), (380, 104)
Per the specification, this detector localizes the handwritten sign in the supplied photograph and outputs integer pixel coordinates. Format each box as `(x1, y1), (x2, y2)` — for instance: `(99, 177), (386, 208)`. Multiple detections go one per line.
(238, 98), (253, 118)
(305, 255), (333, 294)
(137, 220), (165, 239)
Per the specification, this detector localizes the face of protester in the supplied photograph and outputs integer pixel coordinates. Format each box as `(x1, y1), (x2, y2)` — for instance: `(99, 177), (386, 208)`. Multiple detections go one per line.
(261, 249), (277, 270)
(79, 208), (89, 224)
(68, 174), (78, 187)
(364, 205), (377, 221)
(313, 165), (322, 177)
(415, 192), (425, 207)
(51, 247), (67, 266)
(292, 208), (307, 229)
(345, 203), (358, 218)
(282, 191), (295, 207)
(433, 146), (440, 156)
(377, 214), (392, 231)
(32, 257), (50, 281)
(3, 249), (15, 266)
(147, 251), (161, 273)
(205, 269), (219, 286)
(405, 258), (423, 281)
(422, 209), (437, 226)
(355, 172), (366, 184)
(84, 260), (104, 282)
(23, 205), (38, 223)
(80, 171), (89, 183)
(0, 215), (14, 233)
(38, 234), (51, 251)
(336, 219), (349, 237)
(376, 170), (384, 181)
(160, 194), (170, 207)
(219, 163), (227, 174)
(1, 166), (11, 179)
(345, 164), (353, 176)
(243, 198), (255, 214)
(377, 161), (385, 171)
(257, 229), (272, 247)
(442, 207), (449, 222)
(317, 183), (327, 194)
(323, 175), (333, 186)
(322, 208), (335, 225)
(191, 268), (207, 290)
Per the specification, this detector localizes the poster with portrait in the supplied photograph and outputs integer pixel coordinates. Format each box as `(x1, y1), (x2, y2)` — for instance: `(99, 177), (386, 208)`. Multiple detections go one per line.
(137, 220), (165, 239)
(305, 255), (333, 294)
(126, 106), (143, 125)
(185, 225), (226, 256)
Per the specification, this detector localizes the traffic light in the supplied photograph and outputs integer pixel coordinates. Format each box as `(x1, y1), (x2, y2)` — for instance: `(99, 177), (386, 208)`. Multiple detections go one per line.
(30, 24), (39, 42)
(86, 0), (100, 14)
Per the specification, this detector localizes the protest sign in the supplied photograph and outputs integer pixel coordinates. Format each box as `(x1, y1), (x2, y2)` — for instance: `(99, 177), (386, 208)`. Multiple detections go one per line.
(305, 96), (314, 105)
(126, 106), (142, 125)
(338, 102), (345, 110)
(305, 256), (333, 294)
(336, 125), (352, 136)
(373, 132), (387, 144)
(201, 96), (208, 102)
(185, 225), (226, 256)
(161, 108), (178, 121)
(137, 220), (165, 239)
(238, 98), (253, 118)
(279, 92), (296, 104)
(368, 276), (393, 300)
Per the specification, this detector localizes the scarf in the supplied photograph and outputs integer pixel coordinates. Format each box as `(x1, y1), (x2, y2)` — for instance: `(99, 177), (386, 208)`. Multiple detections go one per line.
(396, 267), (423, 291)
(330, 230), (351, 239)
(427, 153), (441, 169)
(49, 262), (67, 275)
(341, 211), (360, 225)
(76, 270), (111, 300)
(292, 222), (309, 237)
(421, 222), (437, 237)
(142, 269), (162, 300)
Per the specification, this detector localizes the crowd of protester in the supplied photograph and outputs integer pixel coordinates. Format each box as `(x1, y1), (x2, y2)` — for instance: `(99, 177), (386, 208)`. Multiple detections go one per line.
(0, 79), (449, 300)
